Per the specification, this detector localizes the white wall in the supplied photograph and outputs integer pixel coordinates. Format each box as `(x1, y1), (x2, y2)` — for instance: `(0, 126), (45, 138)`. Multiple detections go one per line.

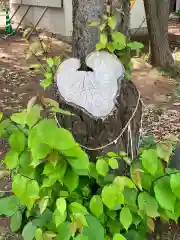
(10, 0), (146, 37)
(130, 0), (147, 29)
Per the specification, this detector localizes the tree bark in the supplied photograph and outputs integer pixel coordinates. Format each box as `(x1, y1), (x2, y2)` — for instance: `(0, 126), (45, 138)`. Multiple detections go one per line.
(143, 0), (174, 68)
(72, 0), (105, 66)
(53, 0), (142, 172)
(114, 0), (130, 36)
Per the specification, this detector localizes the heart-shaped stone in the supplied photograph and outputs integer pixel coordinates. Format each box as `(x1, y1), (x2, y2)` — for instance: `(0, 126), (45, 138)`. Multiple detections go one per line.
(56, 51), (124, 118)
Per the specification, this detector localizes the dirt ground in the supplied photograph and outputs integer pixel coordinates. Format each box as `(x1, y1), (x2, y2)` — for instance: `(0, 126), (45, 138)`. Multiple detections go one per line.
(0, 25), (179, 238)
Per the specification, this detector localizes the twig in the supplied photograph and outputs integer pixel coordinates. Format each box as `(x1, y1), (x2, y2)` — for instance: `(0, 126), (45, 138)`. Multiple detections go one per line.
(28, 48), (46, 72)
(0, 190), (12, 193)
(130, 17), (146, 38)
(34, 28), (48, 59)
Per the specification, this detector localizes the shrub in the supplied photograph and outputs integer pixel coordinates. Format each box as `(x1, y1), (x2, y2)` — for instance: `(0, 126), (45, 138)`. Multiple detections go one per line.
(0, 101), (179, 240)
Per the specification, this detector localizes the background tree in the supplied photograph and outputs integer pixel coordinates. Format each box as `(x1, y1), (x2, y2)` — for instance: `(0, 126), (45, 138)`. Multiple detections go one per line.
(143, 0), (174, 68)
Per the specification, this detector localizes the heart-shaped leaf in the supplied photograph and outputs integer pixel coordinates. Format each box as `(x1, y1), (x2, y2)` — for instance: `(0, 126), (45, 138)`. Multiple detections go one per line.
(120, 207), (132, 231)
(154, 176), (176, 212)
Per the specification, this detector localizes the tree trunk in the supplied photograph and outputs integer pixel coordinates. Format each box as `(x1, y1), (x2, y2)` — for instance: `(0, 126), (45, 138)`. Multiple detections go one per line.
(114, 0), (130, 36)
(53, 0), (142, 173)
(143, 0), (174, 68)
(72, 0), (105, 66)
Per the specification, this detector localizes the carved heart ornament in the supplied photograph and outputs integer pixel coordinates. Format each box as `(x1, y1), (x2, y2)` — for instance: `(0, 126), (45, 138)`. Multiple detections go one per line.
(56, 51), (124, 118)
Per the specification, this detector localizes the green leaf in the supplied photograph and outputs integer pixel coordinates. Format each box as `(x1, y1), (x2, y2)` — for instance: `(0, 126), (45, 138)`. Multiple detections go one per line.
(40, 78), (52, 89)
(9, 131), (26, 153)
(100, 33), (107, 46)
(107, 43), (116, 53)
(39, 197), (49, 214)
(89, 162), (98, 179)
(42, 161), (67, 187)
(140, 172), (152, 191)
(64, 168), (79, 193)
(35, 228), (43, 240)
(12, 174), (28, 199)
(22, 222), (37, 240)
(47, 58), (54, 67)
(113, 233), (127, 240)
(108, 158), (119, 169)
(174, 201), (180, 221)
(99, 23), (106, 32)
(130, 167), (143, 190)
(113, 176), (136, 191)
(119, 151), (127, 157)
(26, 105), (41, 128)
(10, 211), (22, 232)
(154, 176), (176, 212)
(138, 192), (159, 218)
(0, 112), (3, 121)
(163, 209), (178, 222)
(43, 163), (55, 175)
(124, 230), (144, 240)
(5, 150), (19, 170)
(56, 222), (72, 240)
(127, 42), (144, 50)
(96, 42), (105, 50)
(43, 231), (56, 240)
(96, 159), (109, 176)
(107, 219), (121, 234)
(108, 16), (117, 30)
(90, 195), (103, 218)
(73, 213), (88, 227)
(82, 215), (104, 240)
(66, 147), (89, 174)
(12, 174), (39, 210)
(25, 180), (40, 210)
(107, 152), (118, 157)
(32, 209), (53, 228)
(45, 72), (53, 80)
(69, 202), (88, 215)
(74, 234), (88, 240)
(123, 188), (138, 208)
(29, 128), (51, 161)
(37, 120), (76, 150)
(32, 144), (51, 163)
(54, 209), (67, 227)
(141, 149), (158, 175)
(102, 184), (124, 210)
(132, 214), (141, 228)
(56, 198), (66, 215)
(106, 210), (117, 220)
(157, 143), (172, 163)
(112, 32), (126, 50)
(120, 207), (132, 231)
(170, 173), (180, 199)
(11, 110), (27, 125)
(0, 196), (19, 216)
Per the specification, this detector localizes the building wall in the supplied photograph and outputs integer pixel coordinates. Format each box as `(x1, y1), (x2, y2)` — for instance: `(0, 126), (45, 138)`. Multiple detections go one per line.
(10, 0), (146, 37)
(130, 0), (147, 29)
